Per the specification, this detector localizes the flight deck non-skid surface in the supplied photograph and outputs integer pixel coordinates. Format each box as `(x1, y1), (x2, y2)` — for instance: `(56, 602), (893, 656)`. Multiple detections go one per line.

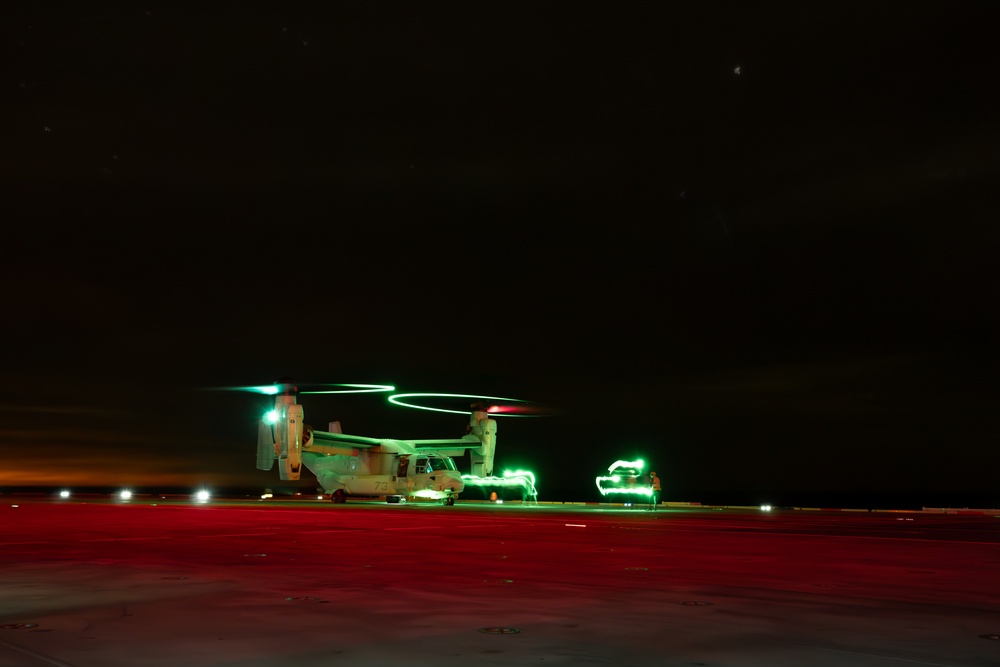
(1, 499), (998, 666)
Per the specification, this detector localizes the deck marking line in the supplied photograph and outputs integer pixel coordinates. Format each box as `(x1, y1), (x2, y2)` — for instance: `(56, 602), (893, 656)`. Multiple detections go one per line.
(812, 645), (960, 666)
(0, 639), (80, 667)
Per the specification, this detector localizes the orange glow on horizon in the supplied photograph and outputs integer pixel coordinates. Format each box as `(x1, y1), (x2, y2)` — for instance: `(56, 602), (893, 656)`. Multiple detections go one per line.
(0, 467), (261, 487)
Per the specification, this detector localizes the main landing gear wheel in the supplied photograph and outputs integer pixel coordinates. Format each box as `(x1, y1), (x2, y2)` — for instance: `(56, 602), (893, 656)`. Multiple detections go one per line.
(330, 489), (346, 504)
(444, 496), (455, 506)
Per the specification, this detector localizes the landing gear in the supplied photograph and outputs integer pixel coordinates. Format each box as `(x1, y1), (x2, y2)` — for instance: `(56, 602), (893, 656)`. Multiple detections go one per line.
(444, 495), (455, 506)
(330, 489), (346, 504)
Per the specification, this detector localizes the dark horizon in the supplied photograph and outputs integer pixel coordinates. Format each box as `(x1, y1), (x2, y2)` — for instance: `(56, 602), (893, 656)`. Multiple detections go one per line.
(3, 3), (998, 503)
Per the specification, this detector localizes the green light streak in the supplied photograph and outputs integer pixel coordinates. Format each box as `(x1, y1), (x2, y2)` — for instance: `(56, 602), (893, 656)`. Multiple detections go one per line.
(596, 459), (650, 497)
(462, 469), (538, 499)
(219, 383), (394, 395)
(504, 469), (537, 497)
(389, 393), (534, 416)
(607, 459), (644, 473)
(216, 385), (281, 395)
(594, 479), (653, 497)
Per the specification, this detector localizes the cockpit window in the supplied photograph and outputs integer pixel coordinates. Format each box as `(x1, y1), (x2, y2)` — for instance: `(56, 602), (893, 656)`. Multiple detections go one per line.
(428, 457), (455, 471)
(415, 456), (457, 473)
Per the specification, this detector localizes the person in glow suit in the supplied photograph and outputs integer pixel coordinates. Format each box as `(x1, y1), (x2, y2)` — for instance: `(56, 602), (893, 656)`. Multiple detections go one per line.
(649, 471), (661, 511)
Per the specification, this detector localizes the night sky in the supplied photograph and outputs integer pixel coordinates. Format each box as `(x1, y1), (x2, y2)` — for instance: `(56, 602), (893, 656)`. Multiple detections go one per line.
(3, 3), (997, 507)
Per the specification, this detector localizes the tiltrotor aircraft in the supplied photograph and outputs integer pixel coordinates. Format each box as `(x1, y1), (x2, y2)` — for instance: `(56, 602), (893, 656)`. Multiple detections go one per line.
(255, 380), (501, 505)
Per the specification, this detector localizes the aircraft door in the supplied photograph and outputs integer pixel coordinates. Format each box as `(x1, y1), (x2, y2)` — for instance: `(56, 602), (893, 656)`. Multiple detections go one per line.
(410, 457), (430, 494)
(395, 456), (411, 495)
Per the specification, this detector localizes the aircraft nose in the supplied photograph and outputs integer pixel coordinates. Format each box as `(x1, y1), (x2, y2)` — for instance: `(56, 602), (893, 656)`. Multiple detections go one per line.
(446, 470), (464, 490)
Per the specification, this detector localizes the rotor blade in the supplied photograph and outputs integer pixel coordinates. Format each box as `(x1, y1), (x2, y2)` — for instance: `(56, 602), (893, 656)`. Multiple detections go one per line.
(204, 383), (395, 395)
(205, 384), (285, 395)
(387, 392), (557, 416)
(485, 403), (559, 417)
(300, 384), (396, 394)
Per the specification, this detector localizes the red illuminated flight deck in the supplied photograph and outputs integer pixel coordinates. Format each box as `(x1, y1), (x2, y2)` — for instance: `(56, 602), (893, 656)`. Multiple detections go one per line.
(1, 498), (998, 666)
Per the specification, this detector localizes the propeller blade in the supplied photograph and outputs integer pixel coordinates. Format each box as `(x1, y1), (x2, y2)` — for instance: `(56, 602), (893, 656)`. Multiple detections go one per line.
(205, 384), (285, 395)
(300, 384), (396, 395)
(389, 393), (559, 417)
(203, 382), (394, 395)
(485, 403), (555, 416)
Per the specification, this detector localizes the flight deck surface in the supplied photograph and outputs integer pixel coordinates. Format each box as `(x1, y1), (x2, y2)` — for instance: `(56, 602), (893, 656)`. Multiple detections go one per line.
(1, 497), (998, 666)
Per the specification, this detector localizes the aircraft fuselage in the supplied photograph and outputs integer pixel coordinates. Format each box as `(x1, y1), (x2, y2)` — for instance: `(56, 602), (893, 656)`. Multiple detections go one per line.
(304, 451), (464, 501)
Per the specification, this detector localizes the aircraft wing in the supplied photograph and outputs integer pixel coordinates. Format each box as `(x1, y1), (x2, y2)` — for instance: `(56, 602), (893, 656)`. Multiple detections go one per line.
(310, 434), (480, 447)
(308, 431), (464, 456)
(409, 435), (486, 456)
(303, 430), (386, 456)
(312, 430), (382, 449)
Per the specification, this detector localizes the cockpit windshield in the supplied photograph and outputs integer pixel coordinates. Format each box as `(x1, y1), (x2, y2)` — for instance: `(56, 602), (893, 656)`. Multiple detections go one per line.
(428, 456), (457, 471)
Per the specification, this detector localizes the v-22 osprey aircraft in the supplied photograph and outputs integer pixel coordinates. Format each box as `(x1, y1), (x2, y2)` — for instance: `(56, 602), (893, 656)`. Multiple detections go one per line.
(256, 382), (497, 505)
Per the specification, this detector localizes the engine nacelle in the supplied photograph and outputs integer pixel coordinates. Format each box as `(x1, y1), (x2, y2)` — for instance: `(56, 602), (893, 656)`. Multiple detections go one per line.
(257, 394), (305, 481)
(256, 419), (275, 471)
(468, 410), (497, 477)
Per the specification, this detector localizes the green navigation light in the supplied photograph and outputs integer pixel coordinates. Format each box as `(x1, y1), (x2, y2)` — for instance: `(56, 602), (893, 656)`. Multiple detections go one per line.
(263, 410), (279, 425)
